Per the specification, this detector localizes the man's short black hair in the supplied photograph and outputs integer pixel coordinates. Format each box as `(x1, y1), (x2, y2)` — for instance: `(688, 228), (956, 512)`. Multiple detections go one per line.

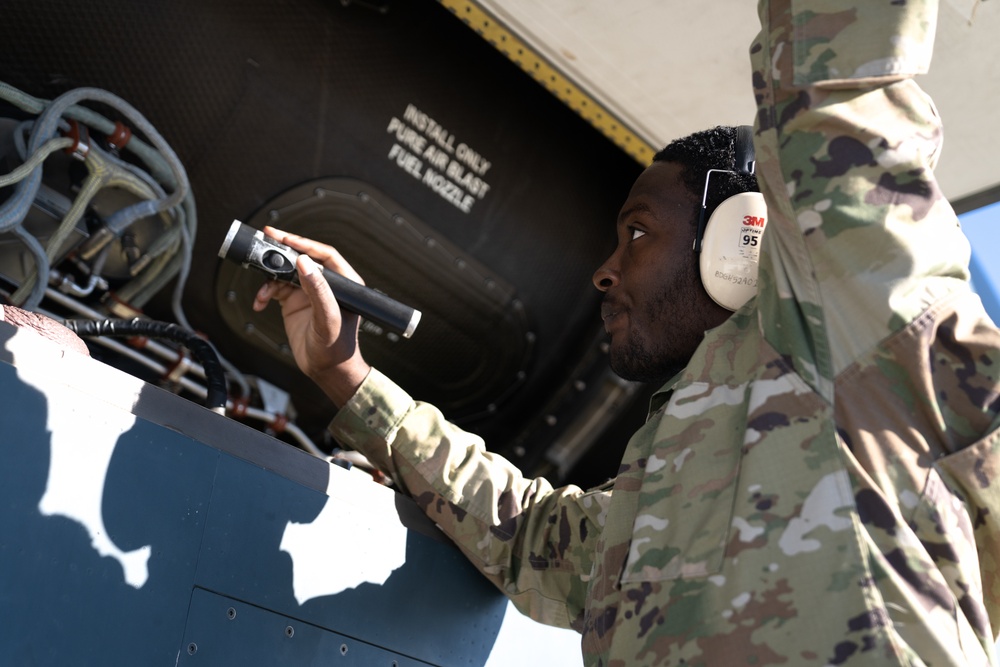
(653, 125), (760, 223)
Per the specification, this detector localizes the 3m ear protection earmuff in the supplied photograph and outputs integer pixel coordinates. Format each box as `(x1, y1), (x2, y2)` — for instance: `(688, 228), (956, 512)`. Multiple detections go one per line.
(693, 125), (768, 311)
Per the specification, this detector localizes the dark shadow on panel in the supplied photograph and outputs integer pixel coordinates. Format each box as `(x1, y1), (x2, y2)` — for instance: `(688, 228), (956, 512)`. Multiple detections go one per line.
(0, 328), (219, 665)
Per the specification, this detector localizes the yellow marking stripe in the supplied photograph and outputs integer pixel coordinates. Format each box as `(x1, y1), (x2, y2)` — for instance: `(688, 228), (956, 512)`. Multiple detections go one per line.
(438, 0), (654, 165)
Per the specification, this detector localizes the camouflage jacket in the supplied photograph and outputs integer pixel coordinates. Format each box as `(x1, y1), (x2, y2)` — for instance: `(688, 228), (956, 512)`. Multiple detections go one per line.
(330, 0), (1000, 664)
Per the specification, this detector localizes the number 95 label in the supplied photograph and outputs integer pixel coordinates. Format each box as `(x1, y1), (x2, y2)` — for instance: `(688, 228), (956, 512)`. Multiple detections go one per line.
(739, 225), (762, 259)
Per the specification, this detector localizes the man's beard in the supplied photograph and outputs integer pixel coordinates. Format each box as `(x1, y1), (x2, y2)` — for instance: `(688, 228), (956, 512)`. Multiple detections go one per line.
(608, 267), (706, 384)
(609, 329), (684, 383)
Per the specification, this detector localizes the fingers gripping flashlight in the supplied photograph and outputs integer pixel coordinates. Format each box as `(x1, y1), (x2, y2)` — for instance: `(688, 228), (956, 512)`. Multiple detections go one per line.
(218, 220), (421, 338)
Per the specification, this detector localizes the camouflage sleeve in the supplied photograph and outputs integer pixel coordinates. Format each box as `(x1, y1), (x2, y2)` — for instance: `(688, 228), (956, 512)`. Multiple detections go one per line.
(328, 368), (608, 630)
(752, 0), (1000, 635)
(751, 0), (967, 390)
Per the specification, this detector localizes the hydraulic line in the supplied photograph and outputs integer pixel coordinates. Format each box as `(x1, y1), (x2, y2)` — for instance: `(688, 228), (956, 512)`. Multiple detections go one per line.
(9, 142), (174, 305)
(63, 318), (227, 414)
(164, 218), (251, 402)
(0, 85), (189, 238)
(8, 226), (50, 308)
(0, 83), (194, 309)
(0, 82), (184, 194)
(0, 82), (251, 412)
(29, 289), (317, 455)
(0, 136), (73, 187)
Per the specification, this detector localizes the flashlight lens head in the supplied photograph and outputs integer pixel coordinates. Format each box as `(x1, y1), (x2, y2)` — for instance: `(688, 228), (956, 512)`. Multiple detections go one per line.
(218, 220), (259, 263)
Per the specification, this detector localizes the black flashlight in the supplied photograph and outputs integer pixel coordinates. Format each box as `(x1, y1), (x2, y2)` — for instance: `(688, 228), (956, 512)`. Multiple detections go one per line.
(218, 220), (421, 338)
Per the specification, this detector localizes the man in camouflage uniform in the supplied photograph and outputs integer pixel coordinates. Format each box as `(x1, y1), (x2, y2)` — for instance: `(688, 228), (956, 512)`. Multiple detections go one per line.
(254, 0), (1000, 663)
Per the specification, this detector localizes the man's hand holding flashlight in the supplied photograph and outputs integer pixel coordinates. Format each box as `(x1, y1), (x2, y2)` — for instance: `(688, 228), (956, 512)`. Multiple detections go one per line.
(252, 227), (372, 407)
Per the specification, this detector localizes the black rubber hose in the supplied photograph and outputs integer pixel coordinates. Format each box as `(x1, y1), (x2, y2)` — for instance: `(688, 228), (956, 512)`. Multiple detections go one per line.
(63, 317), (227, 412)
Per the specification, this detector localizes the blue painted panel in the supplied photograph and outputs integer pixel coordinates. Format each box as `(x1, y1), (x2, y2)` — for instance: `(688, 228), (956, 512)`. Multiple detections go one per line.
(0, 362), (220, 665)
(179, 588), (436, 666)
(0, 324), (512, 666)
(195, 453), (507, 666)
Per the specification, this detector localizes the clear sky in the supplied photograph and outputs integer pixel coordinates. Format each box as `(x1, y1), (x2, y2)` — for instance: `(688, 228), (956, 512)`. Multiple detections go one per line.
(961, 200), (1000, 324)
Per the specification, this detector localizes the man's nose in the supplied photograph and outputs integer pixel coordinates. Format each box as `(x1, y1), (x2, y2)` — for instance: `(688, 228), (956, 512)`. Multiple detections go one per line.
(592, 253), (620, 292)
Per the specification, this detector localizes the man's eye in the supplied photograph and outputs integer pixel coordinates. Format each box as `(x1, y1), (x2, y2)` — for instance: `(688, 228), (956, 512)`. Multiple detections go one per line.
(630, 227), (646, 241)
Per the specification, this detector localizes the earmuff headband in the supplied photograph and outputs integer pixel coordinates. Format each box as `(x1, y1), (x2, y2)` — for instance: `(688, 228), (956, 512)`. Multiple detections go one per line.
(693, 125), (756, 253)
